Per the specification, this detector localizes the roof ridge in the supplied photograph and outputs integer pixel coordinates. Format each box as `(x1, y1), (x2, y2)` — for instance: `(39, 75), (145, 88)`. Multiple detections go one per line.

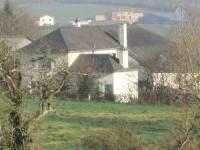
(58, 28), (69, 51)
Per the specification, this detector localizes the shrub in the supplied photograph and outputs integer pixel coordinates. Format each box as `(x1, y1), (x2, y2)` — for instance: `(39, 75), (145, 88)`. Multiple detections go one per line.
(161, 110), (200, 150)
(80, 123), (145, 150)
(139, 84), (199, 105)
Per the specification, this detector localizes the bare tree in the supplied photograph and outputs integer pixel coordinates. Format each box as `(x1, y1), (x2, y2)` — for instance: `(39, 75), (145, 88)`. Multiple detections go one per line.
(174, 4), (200, 100)
(165, 4), (200, 150)
(0, 1), (40, 40)
(0, 41), (71, 149)
(0, 42), (29, 149)
(36, 65), (68, 114)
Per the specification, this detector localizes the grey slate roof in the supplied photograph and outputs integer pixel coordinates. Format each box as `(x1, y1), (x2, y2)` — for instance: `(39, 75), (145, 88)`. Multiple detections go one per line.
(59, 27), (120, 50)
(97, 25), (173, 72)
(69, 54), (123, 75)
(0, 37), (31, 51)
(21, 24), (174, 72)
(21, 29), (68, 54)
(21, 26), (120, 53)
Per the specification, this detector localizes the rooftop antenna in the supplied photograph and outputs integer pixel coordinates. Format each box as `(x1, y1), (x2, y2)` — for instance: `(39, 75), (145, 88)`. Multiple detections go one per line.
(40, 0), (48, 16)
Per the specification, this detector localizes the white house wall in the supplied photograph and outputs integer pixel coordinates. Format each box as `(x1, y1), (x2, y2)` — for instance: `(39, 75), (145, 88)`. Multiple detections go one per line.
(153, 73), (200, 89)
(97, 71), (139, 103)
(117, 50), (129, 68)
(68, 53), (80, 67)
(153, 73), (180, 89)
(113, 71), (138, 103)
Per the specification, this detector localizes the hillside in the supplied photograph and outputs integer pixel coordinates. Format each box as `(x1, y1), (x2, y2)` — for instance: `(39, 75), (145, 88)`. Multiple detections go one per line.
(1, 0), (199, 12)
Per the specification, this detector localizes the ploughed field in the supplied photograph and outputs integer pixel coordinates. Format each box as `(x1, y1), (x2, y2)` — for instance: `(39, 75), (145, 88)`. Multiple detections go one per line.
(0, 98), (188, 149)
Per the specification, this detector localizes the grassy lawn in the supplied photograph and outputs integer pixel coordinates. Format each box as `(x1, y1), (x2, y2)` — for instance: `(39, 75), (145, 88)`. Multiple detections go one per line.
(13, 99), (183, 150)
(0, 96), (188, 149)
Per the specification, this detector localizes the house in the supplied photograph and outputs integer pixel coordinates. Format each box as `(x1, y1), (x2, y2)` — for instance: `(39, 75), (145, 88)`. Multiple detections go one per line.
(37, 15), (55, 27)
(20, 24), (139, 102)
(112, 10), (144, 24)
(95, 14), (107, 21)
(20, 23), (173, 102)
(70, 19), (92, 27)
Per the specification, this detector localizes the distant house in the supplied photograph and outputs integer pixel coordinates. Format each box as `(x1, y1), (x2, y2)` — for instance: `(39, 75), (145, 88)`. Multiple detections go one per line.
(112, 10), (144, 24)
(95, 14), (107, 21)
(70, 19), (92, 27)
(37, 15), (55, 27)
(20, 23), (173, 102)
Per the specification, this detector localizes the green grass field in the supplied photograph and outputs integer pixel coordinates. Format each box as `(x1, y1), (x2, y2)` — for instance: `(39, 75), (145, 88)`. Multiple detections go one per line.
(12, 99), (184, 150)
(0, 97), (189, 149)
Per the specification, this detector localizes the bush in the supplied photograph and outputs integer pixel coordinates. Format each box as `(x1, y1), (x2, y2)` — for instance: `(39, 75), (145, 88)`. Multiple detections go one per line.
(80, 123), (145, 150)
(161, 109), (200, 150)
(139, 84), (199, 105)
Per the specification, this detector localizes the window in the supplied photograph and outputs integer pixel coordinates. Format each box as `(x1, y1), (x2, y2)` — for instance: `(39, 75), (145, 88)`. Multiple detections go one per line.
(105, 84), (113, 98)
(98, 83), (105, 94)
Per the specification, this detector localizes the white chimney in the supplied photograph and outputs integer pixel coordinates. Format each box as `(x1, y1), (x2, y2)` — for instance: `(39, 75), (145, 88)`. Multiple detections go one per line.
(73, 18), (81, 27)
(118, 23), (129, 68)
(119, 24), (128, 48)
(74, 21), (81, 28)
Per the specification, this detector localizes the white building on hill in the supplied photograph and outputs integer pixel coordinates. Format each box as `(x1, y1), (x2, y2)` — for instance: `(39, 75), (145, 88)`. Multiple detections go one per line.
(112, 10), (144, 24)
(37, 15), (55, 27)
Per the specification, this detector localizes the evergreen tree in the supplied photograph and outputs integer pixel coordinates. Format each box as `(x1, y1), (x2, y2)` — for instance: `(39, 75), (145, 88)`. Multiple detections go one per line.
(3, 0), (13, 17)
